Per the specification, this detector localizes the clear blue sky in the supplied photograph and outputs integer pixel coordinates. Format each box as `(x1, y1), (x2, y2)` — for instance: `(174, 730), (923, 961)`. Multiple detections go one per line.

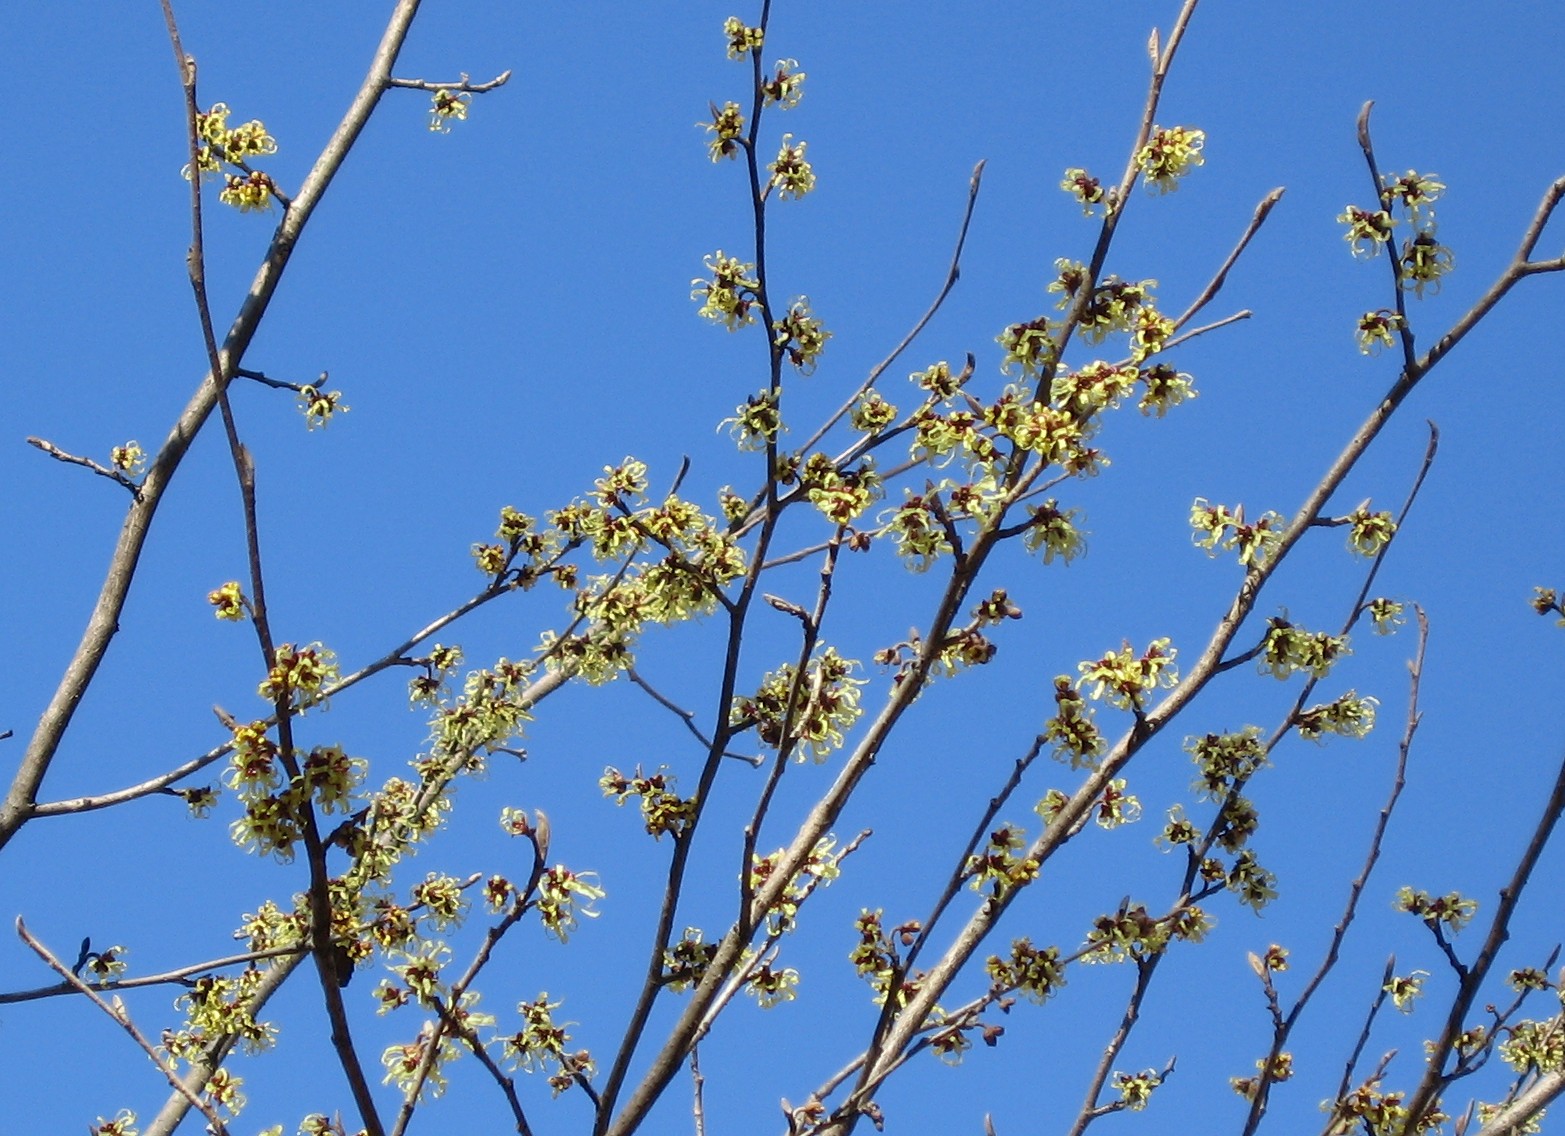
(5, 3), (1565, 1133)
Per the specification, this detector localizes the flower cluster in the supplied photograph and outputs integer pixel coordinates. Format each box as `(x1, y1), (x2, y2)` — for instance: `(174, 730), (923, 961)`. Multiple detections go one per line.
(965, 822), (1040, 900)
(1340, 169), (1453, 297)
(1345, 505), (1397, 556)
(985, 392), (1096, 470)
(1136, 125), (1205, 192)
(722, 16), (764, 58)
(1115, 1069), (1166, 1111)
(599, 765), (697, 839)
(258, 642), (339, 712)
(1023, 500), (1086, 564)
(1075, 277), (1156, 346)
(761, 59), (806, 108)
(730, 647), (865, 760)
(381, 1021), (460, 1101)
(90, 1111), (139, 1136)
(1393, 886), (1478, 932)
(986, 937), (1065, 1003)
(1187, 727), (1268, 799)
(802, 454), (883, 525)
(1060, 168), (1107, 215)
(1190, 499), (1284, 567)
(1383, 171), (1453, 295)
(928, 1018), (974, 1065)
(173, 967), (276, 1054)
(1500, 1018), (1565, 1075)
(535, 866), (604, 942)
(470, 501), (563, 588)
(1227, 850), (1279, 910)
(1384, 970), (1428, 1012)
(692, 251), (760, 329)
(82, 944), (129, 980)
(662, 928), (719, 992)
(1294, 692), (1377, 740)
(207, 580), (246, 621)
(429, 88), (471, 132)
(1257, 617), (1350, 680)
(1051, 361), (1139, 419)
(996, 317), (1059, 378)
(182, 103), (280, 213)
(748, 836), (844, 935)
(744, 960), (800, 1008)
(298, 384), (348, 429)
(850, 391), (898, 434)
(848, 909), (901, 1003)
(110, 441), (146, 475)
(201, 1067), (246, 1118)
(1338, 206), (1395, 258)
(772, 297), (830, 371)
(409, 643), (464, 706)
(1045, 682), (1108, 769)
(1094, 778), (1141, 829)
(498, 994), (595, 1096)
(1138, 362), (1197, 416)
(1230, 1053), (1293, 1101)
(768, 135), (815, 199)
(218, 170), (277, 212)
(702, 100), (746, 162)
(1355, 309), (1406, 354)
(534, 486), (746, 684)
(908, 408), (995, 468)
(1082, 902), (1171, 963)
(881, 491), (954, 571)
(1362, 598), (1405, 635)
(410, 872), (468, 931)
(226, 721), (365, 860)
(1077, 638), (1178, 711)
(1531, 586), (1565, 627)
(1398, 230), (1455, 297)
(847, 913), (934, 1019)
(1321, 1082), (1448, 1135)
(428, 659), (536, 766)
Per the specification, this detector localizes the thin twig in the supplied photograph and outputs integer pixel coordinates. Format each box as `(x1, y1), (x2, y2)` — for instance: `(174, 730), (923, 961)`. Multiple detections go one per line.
(0, 944), (302, 1005)
(387, 69), (512, 92)
(797, 160), (987, 458)
(627, 668), (717, 751)
(25, 437), (142, 498)
(1170, 188), (1284, 332)
(691, 1045), (707, 1136)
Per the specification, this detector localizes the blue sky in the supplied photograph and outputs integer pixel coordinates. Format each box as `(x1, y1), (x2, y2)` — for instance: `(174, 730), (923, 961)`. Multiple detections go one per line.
(5, 3), (1565, 1133)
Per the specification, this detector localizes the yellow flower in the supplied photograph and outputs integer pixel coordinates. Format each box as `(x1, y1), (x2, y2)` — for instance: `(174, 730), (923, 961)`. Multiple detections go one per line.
(208, 580), (246, 621)
(768, 135), (815, 199)
(110, 441), (146, 475)
(297, 385), (348, 429)
(429, 88), (471, 132)
(701, 101), (745, 162)
(1136, 126), (1204, 192)
(722, 16), (764, 59)
(218, 170), (277, 213)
